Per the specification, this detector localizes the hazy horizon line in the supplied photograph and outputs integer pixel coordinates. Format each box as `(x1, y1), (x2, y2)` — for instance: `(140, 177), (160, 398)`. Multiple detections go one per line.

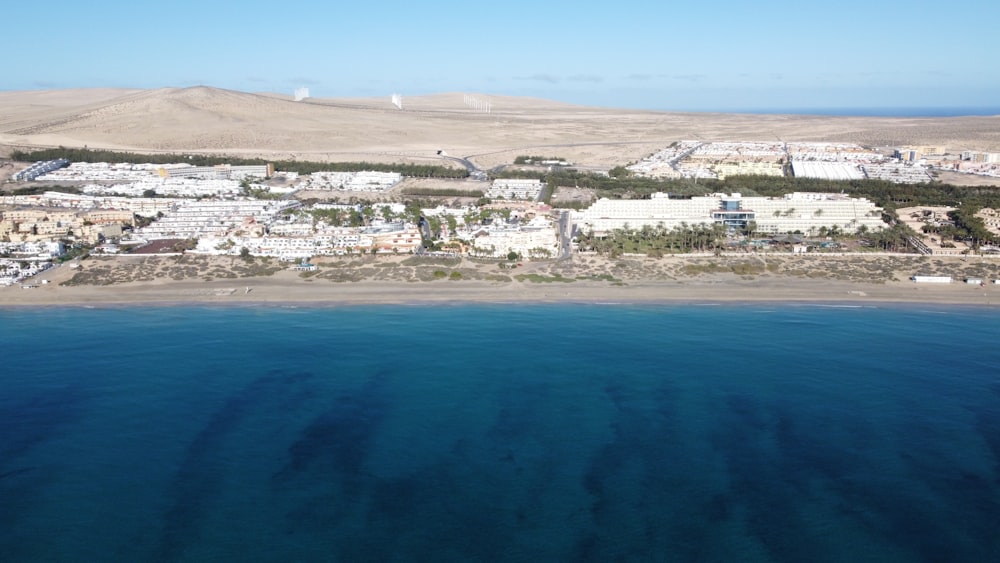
(4, 85), (999, 118)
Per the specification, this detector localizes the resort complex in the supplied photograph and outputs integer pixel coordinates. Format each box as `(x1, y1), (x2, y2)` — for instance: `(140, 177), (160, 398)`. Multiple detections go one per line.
(3, 131), (1000, 288)
(575, 192), (886, 236)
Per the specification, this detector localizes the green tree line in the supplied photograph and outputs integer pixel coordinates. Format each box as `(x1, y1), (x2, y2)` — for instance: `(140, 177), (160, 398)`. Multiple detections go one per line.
(942, 206), (999, 247)
(576, 221), (918, 257)
(527, 168), (1000, 210)
(11, 148), (469, 179)
(399, 188), (484, 198)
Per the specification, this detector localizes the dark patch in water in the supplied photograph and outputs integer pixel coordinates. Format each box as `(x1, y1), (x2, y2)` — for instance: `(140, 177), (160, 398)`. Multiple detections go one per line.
(0, 467), (36, 481)
(718, 391), (1000, 562)
(0, 386), (87, 559)
(153, 370), (314, 563)
(978, 383), (1000, 484)
(487, 381), (552, 444)
(705, 493), (731, 523)
(842, 396), (1000, 561)
(365, 462), (519, 561)
(272, 370), (392, 551)
(0, 466), (56, 560)
(575, 378), (700, 561)
(0, 385), (87, 462)
(571, 533), (600, 562)
(714, 393), (819, 563)
(274, 370), (389, 482)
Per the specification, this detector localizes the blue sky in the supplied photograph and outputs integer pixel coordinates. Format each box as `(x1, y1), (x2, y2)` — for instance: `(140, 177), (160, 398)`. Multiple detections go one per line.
(6, 0), (998, 113)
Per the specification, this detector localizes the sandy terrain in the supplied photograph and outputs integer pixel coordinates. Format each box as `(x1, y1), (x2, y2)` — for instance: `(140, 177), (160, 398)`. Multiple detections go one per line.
(933, 170), (1000, 187)
(4, 253), (998, 308)
(2, 87), (999, 170)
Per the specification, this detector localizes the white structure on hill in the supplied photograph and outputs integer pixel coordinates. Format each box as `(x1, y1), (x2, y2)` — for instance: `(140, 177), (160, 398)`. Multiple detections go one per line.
(575, 192), (885, 235)
(294, 88), (310, 102)
(463, 94), (491, 114)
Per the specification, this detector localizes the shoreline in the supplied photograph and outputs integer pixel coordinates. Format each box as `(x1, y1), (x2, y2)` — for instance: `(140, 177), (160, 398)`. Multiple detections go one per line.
(3, 278), (997, 309)
(3, 254), (998, 309)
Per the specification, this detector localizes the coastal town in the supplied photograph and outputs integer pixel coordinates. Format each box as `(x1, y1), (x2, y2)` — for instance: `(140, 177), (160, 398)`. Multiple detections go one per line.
(3, 138), (1000, 290)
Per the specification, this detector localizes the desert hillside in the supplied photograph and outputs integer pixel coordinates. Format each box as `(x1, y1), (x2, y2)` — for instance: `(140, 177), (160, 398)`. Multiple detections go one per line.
(1, 86), (998, 168)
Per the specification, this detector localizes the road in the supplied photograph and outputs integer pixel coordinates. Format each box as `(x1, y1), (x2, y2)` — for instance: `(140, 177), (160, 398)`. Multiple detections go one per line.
(440, 154), (488, 181)
(557, 210), (573, 260)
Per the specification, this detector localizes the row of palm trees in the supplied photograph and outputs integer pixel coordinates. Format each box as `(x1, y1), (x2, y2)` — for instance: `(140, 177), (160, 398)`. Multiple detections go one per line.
(577, 223), (730, 257)
(577, 221), (919, 256)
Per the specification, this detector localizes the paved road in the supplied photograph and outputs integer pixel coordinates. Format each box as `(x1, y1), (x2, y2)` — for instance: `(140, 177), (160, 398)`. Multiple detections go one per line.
(557, 210), (573, 260)
(441, 154), (488, 181)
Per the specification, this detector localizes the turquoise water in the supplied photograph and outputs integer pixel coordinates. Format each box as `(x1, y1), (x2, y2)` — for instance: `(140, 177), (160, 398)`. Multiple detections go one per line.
(1, 304), (999, 562)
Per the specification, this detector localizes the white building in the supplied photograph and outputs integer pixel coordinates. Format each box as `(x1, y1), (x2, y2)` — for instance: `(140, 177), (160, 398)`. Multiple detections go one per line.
(486, 179), (545, 201)
(791, 161), (866, 181)
(467, 217), (559, 259)
(304, 171), (402, 192)
(912, 276), (952, 283)
(13, 159), (69, 181)
(137, 200), (298, 240)
(575, 192), (885, 235)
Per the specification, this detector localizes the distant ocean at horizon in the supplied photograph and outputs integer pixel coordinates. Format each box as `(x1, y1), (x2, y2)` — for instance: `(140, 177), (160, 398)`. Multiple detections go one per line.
(659, 107), (1000, 117)
(2, 303), (999, 562)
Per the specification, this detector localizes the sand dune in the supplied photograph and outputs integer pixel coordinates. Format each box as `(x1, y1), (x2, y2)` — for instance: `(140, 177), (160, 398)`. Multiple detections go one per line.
(1, 86), (998, 167)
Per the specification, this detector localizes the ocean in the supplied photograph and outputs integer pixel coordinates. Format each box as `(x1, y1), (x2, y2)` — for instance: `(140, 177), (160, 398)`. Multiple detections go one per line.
(661, 107), (1000, 118)
(1, 304), (998, 562)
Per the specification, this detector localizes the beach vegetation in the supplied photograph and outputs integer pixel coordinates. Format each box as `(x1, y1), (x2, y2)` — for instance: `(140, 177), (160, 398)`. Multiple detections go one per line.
(401, 256), (460, 267)
(515, 273), (575, 283)
(576, 273), (622, 283)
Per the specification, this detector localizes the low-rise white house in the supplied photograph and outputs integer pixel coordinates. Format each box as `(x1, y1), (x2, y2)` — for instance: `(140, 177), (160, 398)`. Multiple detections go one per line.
(486, 179), (545, 201)
(467, 217), (559, 259)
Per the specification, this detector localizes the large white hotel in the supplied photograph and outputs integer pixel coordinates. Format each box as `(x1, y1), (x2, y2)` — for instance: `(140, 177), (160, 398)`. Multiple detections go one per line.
(574, 192), (886, 235)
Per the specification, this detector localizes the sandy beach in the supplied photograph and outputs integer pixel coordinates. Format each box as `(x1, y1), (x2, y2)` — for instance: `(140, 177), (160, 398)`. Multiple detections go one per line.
(3, 253), (998, 308)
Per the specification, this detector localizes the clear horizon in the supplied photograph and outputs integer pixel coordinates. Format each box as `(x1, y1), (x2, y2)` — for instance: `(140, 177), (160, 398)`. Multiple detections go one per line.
(6, 0), (998, 113)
